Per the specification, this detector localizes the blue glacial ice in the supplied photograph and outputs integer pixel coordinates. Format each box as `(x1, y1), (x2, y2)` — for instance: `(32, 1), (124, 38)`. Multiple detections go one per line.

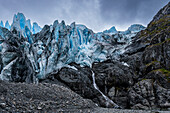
(32, 21), (145, 79)
(26, 19), (32, 31)
(103, 26), (117, 34)
(5, 21), (11, 30)
(32, 22), (42, 34)
(1, 13), (42, 36)
(0, 21), (4, 27)
(0, 27), (5, 39)
(0, 13), (146, 80)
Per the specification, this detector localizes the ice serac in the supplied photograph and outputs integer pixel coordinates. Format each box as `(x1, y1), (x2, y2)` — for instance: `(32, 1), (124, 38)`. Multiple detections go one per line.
(5, 21), (11, 30)
(0, 21), (4, 27)
(0, 27), (5, 39)
(127, 24), (145, 33)
(32, 22), (42, 34)
(26, 19), (32, 32)
(10, 13), (26, 37)
(103, 26), (117, 34)
(10, 13), (41, 36)
(11, 13), (26, 31)
(53, 20), (59, 28)
(25, 26), (33, 44)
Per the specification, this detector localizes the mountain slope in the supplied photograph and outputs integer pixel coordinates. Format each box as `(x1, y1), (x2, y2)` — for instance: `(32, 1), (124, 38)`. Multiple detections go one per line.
(0, 2), (169, 111)
(123, 2), (170, 87)
(119, 2), (170, 109)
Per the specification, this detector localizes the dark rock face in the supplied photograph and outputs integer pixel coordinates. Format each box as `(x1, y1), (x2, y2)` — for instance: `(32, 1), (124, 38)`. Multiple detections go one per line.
(128, 79), (156, 109)
(92, 60), (136, 109)
(39, 60), (136, 108)
(0, 28), (37, 83)
(150, 2), (170, 23)
(128, 79), (170, 110)
(118, 2), (170, 110)
(43, 63), (119, 108)
(92, 61), (136, 88)
(108, 86), (129, 109)
(56, 66), (95, 99)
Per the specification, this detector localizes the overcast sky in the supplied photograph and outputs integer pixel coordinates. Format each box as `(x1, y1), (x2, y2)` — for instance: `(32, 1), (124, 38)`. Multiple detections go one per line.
(0, 0), (168, 32)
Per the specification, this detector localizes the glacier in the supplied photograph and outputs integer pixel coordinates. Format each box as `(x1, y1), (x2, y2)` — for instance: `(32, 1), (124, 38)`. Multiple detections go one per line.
(32, 22), (42, 34)
(0, 13), (145, 81)
(2, 13), (42, 37)
(0, 21), (4, 27)
(0, 21), (11, 30)
(5, 21), (11, 30)
(103, 26), (117, 34)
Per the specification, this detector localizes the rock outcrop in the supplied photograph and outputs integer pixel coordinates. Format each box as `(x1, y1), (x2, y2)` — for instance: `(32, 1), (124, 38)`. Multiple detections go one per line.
(128, 79), (170, 109)
(119, 2), (170, 109)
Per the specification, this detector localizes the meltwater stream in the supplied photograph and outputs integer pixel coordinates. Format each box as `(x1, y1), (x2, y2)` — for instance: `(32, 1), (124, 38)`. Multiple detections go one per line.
(92, 71), (120, 108)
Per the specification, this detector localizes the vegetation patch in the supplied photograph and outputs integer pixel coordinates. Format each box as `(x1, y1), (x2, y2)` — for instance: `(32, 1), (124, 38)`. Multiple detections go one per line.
(139, 14), (170, 40)
(152, 68), (170, 82)
(146, 38), (170, 48)
(145, 60), (160, 67)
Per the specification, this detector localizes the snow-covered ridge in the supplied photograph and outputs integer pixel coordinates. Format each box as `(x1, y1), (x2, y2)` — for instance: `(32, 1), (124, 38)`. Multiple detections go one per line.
(0, 13), (145, 80)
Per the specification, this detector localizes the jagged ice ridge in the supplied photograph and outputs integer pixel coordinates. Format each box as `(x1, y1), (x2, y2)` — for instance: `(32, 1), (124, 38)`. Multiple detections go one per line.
(0, 13), (145, 82)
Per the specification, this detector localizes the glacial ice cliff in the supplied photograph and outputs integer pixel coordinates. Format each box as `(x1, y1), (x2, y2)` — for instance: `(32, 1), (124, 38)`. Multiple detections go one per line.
(0, 13), (145, 81)
(7, 13), (42, 36)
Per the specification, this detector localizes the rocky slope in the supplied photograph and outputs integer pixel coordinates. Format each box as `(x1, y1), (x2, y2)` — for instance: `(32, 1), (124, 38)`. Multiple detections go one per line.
(0, 81), (168, 113)
(0, 2), (169, 112)
(120, 2), (170, 109)
(0, 80), (96, 112)
(1, 80), (169, 113)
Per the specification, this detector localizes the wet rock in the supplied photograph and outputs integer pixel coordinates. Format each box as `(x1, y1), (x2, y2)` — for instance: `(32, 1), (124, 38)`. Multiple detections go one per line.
(154, 81), (170, 109)
(51, 64), (117, 108)
(108, 87), (115, 97)
(92, 60), (136, 90)
(128, 79), (170, 110)
(128, 79), (156, 109)
(144, 70), (170, 89)
(108, 86), (129, 108)
(56, 66), (95, 99)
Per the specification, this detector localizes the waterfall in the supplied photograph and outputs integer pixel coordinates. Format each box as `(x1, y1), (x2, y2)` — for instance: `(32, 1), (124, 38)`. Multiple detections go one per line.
(92, 71), (120, 108)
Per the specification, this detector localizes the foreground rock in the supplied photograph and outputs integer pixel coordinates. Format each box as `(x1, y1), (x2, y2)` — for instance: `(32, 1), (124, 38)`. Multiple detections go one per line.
(0, 80), (96, 112)
(42, 63), (119, 108)
(50, 108), (170, 113)
(0, 80), (169, 113)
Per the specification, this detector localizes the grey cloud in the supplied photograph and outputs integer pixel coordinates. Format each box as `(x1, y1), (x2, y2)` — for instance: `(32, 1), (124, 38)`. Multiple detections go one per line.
(0, 0), (168, 32)
(99, 0), (168, 30)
